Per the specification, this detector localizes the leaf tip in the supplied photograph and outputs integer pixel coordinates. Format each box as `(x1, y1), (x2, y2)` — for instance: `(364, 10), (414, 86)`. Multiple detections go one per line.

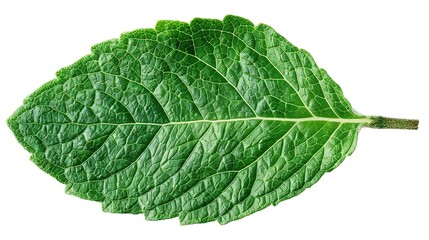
(6, 114), (14, 130)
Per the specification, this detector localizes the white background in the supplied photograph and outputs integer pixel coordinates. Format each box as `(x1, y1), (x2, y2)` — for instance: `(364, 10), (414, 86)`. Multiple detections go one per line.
(0, 0), (428, 239)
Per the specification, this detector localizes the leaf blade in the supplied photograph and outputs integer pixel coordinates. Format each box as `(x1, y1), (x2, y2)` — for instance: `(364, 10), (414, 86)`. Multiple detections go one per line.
(8, 15), (371, 224)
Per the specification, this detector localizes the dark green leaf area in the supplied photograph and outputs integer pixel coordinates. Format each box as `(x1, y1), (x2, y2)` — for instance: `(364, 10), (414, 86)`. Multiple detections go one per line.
(8, 15), (367, 224)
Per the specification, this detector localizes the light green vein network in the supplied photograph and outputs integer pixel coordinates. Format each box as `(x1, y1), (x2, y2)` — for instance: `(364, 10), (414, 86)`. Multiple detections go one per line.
(9, 15), (413, 225)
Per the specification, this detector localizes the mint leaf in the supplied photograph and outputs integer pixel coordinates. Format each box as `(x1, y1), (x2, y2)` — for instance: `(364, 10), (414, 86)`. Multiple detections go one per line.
(7, 15), (418, 224)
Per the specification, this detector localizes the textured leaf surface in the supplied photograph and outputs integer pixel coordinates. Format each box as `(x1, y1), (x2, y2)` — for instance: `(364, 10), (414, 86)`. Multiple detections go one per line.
(8, 15), (372, 224)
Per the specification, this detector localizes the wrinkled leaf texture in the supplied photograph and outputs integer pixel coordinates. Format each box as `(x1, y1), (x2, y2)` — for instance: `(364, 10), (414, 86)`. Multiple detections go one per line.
(8, 15), (372, 224)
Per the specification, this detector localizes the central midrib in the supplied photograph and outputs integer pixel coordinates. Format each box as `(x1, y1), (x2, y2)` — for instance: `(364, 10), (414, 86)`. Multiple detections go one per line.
(53, 116), (372, 127)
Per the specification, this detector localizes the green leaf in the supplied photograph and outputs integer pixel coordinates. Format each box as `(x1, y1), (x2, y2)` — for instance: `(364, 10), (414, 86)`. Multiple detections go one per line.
(7, 15), (418, 224)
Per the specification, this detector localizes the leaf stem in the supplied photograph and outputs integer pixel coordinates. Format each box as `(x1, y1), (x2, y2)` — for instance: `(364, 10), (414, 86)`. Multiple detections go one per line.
(368, 116), (419, 130)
